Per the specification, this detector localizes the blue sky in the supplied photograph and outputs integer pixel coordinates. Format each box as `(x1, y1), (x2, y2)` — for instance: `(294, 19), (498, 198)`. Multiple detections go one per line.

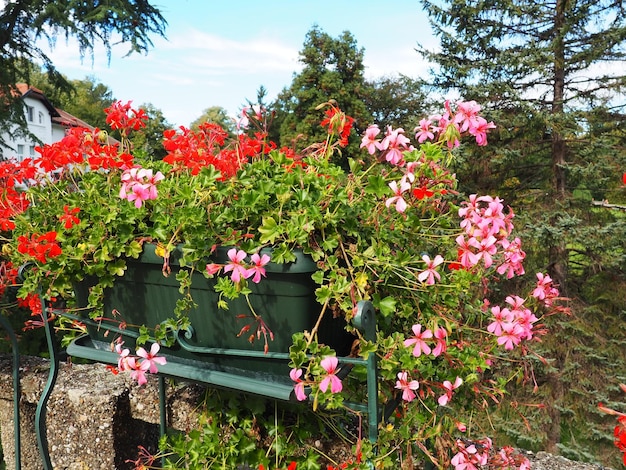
(42, 1), (437, 127)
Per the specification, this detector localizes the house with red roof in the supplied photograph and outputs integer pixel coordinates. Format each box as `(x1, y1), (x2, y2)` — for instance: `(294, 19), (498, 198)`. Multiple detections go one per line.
(0, 84), (111, 161)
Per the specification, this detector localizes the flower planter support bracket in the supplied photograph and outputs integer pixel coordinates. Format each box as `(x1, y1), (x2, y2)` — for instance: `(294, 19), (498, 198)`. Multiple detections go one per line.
(63, 301), (381, 444)
(14, 294), (379, 467)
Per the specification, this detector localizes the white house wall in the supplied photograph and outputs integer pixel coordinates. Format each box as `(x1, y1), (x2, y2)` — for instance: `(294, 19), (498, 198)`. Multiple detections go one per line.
(0, 95), (56, 161)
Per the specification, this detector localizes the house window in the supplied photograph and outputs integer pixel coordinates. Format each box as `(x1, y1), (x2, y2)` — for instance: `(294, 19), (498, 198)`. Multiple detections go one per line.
(27, 106), (34, 122)
(17, 144), (25, 158)
(38, 111), (44, 124)
(29, 145), (36, 157)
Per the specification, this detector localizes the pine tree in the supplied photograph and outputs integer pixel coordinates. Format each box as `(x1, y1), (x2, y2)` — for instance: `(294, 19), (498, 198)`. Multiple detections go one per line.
(419, 0), (626, 461)
(270, 26), (372, 165)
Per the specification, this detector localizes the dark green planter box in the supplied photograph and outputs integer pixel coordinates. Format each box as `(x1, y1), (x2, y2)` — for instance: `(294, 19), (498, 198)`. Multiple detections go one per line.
(74, 244), (352, 374)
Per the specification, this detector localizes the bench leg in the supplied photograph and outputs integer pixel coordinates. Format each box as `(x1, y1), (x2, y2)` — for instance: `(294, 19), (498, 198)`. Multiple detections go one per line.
(37, 303), (59, 470)
(0, 314), (21, 470)
(158, 375), (167, 467)
(158, 375), (167, 438)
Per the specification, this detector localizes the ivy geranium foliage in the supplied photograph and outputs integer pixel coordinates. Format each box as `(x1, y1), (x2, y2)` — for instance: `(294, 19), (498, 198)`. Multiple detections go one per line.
(0, 99), (569, 469)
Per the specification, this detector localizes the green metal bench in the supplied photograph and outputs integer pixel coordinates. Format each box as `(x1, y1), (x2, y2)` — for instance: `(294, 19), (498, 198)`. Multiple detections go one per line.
(5, 297), (380, 470)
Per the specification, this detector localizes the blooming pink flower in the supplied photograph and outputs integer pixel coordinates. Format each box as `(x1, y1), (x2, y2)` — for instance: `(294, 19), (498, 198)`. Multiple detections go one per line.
(458, 194), (481, 220)
(514, 307), (539, 341)
(126, 357), (149, 386)
(487, 305), (513, 336)
(403, 323), (433, 357)
(360, 125), (382, 155)
(247, 253), (271, 283)
(395, 371), (419, 402)
(438, 376), (463, 406)
(380, 126), (410, 165)
(418, 254), (444, 285)
(454, 100), (482, 132)
(119, 166), (164, 208)
(237, 107), (250, 130)
(469, 116), (496, 146)
(532, 272), (559, 305)
(497, 237), (526, 278)
(432, 327), (448, 357)
(223, 248), (249, 283)
(136, 342), (167, 374)
(319, 356), (342, 393)
(289, 368), (307, 401)
(451, 449), (478, 470)
(414, 118), (434, 143)
(451, 438), (492, 470)
(114, 342), (130, 371)
(456, 234), (480, 268)
(497, 322), (525, 350)
(385, 179), (411, 213)
(476, 235), (498, 268)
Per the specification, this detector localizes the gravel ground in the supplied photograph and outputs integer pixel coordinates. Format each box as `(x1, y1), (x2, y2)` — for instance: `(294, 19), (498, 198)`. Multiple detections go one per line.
(522, 450), (615, 470)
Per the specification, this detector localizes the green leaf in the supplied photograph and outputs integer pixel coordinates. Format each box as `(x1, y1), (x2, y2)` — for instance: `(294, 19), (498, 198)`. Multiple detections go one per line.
(107, 259), (127, 277)
(376, 295), (397, 317)
(365, 175), (388, 197)
(258, 216), (281, 244)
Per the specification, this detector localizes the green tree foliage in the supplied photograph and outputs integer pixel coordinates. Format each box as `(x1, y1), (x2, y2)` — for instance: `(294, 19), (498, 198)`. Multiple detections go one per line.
(364, 74), (430, 130)
(0, 0), (167, 145)
(419, 0), (626, 463)
(270, 26), (372, 165)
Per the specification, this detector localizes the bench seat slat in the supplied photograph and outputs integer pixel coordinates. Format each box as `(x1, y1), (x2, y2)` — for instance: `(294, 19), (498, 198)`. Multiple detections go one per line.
(67, 336), (297, 401)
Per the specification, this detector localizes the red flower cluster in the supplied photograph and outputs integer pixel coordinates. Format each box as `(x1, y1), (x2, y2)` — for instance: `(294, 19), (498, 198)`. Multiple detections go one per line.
(59, 205), (81, 229)
(0, 159), (36, 230)
(0, 261), (18, 299)
(35, 127), (132, 173)
(104, 100), (148, 132)
(163, 122), (251, 178)
(615, 416), (626, 465)
(321, 106), (354, 147)
(17, 231), (62, 263)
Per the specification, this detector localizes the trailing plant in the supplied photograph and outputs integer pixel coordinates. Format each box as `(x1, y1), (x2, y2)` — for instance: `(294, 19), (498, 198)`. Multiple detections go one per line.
(0, 99), (568, 468)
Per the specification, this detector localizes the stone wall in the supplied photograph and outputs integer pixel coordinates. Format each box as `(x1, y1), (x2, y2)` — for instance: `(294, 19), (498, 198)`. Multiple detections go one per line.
(0, 355), (206, 469)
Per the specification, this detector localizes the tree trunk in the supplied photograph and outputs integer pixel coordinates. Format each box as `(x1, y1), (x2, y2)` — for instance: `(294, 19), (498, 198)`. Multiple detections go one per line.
(544, 0), (569, 453)
(549, 0), (569, 294)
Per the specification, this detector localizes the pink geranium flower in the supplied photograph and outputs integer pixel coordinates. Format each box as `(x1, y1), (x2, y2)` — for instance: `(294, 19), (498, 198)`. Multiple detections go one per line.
(438, 376), (463, 406)
(385, 179), (411, 213)
(414, 118), (435, 143)
(496, 322), (525, 350)
(126, 357), (150, 386)
(395, 371), (419, 402)
(119, 166), (164, 208)
(487, 305), (513, 336)
(380, 126), (411, 165)
(432, 327), (448, 357)
(360, 124), (382, 155)
(114, 342), (130, 371)
(223, 248), (249, 283)
(456, 235), (480, 269)
(289, 368), (307, 401)
(319, 356), (342, 393)
(403, 323), (433, 357)
(136, 342), (167, 374)
(418, 254), (444, 285)
(247, 252), (271, 283)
